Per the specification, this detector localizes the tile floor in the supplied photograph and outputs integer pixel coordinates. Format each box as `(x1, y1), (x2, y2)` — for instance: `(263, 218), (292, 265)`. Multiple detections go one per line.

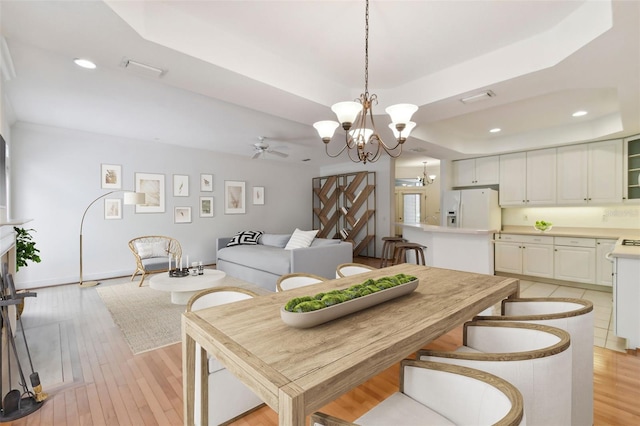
(517, 279), (626, 352)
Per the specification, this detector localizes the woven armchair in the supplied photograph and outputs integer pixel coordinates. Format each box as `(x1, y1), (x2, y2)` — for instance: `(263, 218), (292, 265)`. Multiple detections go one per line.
(128, 236), (182, 286)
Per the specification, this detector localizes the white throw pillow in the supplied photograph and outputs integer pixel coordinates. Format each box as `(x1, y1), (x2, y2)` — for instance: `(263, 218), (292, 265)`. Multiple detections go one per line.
(284, 228), (318, 250)
(135, 241), (169, 259)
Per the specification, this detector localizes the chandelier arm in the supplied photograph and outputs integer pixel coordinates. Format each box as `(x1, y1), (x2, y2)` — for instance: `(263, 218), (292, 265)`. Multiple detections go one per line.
(324, 141), (350, 158)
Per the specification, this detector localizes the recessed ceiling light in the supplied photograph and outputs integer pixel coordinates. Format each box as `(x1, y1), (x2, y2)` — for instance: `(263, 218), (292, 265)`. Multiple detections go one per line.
(73, 58), (96, 69)
(489, 128), (501, 133)
(572, 110), (588, 117)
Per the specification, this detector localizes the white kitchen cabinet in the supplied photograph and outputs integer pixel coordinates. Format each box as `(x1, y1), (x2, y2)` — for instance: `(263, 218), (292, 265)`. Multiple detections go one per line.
(554, 237), (596, 284)
(494, 241), (522, 274)
(494, 234), (554, 278)
(499, 149), (556, 206)
(452, 156), (499, 187)
(596, 239), (617, 287)
(588, 140), (623, 204)
(557, 144), (589, 204)
(557, 140), (622, 205)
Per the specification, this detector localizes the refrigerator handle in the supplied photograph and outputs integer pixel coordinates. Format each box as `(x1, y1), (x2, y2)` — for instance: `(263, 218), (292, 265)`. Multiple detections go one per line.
(458, 200), (463, 228)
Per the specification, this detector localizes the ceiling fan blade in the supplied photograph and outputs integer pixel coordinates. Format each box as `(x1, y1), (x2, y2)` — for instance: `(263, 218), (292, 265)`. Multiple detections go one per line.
(251, 151), (261, 159)
(269, 150), (289, 158)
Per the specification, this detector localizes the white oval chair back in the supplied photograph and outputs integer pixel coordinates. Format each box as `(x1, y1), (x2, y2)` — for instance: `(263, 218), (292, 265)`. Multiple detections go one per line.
(276, 272), (327, 292)
(311, 359), (525, 426)
(335, 262), (375, 278)
(419, 321), (571, 426)
(186, 287), (263, 425)
(475, 297), (594, 426)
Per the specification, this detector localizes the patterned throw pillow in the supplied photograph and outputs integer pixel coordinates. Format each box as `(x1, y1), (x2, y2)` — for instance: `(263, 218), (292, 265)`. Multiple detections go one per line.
(284, 228), (318, 250)
(226, 231), (264, 247)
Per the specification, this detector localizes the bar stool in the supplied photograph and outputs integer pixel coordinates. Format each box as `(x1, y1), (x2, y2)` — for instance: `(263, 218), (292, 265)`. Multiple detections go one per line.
(380, 236), (407, 268)
(393, 242), (427, 266)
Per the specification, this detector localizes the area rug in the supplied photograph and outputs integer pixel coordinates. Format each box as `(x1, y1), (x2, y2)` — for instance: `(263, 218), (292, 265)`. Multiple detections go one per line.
(96, 280), (185, 354)
(96, 275), (258, 355)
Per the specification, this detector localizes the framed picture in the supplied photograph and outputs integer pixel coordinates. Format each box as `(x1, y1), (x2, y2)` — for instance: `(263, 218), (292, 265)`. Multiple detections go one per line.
(253, 186), (265, 205)
(101, 164), (122, 189)
(199, 196), (214, 217)
(135, 172), (165, 213)
(174, 206), (192, 223)
(200, 174), (213, 192)
(104, 198), (121, 219)
(173, 174), (189, 197)
(224, 180), (245, 214)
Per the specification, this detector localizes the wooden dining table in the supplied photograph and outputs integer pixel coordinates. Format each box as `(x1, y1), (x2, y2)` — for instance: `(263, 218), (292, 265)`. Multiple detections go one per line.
(182, 264), (519, 426)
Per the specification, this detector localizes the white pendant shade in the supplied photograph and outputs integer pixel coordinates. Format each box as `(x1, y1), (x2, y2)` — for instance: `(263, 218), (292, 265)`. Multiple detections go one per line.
(349, 127), (374, 143)
(389, 121), (416, 139)
(313, 120), (340, 139)
(385, 103), (418, 124)
(331, 101), (362, 125)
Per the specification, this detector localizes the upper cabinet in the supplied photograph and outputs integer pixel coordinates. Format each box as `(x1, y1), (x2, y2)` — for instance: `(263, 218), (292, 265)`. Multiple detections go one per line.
(624, 135), (640, 202)
(499, 149), (556, 206)
(452, 156), (499, 187)
(557, 140), (623, 205)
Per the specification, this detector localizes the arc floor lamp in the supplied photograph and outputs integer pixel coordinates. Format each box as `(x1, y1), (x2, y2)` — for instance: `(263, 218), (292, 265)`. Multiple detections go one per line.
(79, 190), (145, 288)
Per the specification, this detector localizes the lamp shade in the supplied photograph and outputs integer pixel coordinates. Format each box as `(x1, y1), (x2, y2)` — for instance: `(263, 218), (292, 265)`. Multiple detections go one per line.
(385, 103), (418, 124)
(313, 120), (340, 139)
(124, 192), (146, 205)
(331, 101), (362, 125)
(389, 121), (416, 139)
(349, 127), (374, 143)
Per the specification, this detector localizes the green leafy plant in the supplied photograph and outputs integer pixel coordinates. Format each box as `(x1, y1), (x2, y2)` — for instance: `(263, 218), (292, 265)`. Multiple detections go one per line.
(14, 227), (42, 271)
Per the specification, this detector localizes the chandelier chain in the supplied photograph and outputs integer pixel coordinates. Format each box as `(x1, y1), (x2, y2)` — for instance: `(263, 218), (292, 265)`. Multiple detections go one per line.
(364, 0), (369, 94)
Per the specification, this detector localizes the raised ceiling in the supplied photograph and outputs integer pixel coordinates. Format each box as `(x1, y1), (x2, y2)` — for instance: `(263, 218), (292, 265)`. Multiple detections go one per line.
(1, 0), (638, 167)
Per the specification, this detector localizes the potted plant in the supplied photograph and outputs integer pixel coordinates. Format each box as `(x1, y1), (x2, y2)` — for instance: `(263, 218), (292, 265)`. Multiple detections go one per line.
(14, 227), (41, 271)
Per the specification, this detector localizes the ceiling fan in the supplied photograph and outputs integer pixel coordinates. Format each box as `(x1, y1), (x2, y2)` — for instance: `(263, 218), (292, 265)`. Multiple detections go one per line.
(251, 137), (288, 159)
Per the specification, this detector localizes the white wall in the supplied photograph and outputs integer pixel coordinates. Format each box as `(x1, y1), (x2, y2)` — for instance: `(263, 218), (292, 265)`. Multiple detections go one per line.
(11, 122), (318, 288)
(502, 206), (640, 229)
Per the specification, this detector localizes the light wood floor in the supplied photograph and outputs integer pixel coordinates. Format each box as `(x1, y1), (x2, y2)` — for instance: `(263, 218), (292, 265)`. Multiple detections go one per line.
(3, 259), (640, 425)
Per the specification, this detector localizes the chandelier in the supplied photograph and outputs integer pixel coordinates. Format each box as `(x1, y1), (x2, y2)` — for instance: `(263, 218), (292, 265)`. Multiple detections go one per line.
(313, 0), (418, 164)
(418, 161), (436, 186)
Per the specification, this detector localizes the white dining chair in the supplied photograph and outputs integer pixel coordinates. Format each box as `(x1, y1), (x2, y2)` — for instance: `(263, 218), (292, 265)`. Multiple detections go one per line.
(419, 320), (571, 426)
(276, 272), (327, 292)
(335, 262), (375, 278)
(311, 359), (525, 426)
(475, 297), (594, 426)
(186, 287), (264, 425)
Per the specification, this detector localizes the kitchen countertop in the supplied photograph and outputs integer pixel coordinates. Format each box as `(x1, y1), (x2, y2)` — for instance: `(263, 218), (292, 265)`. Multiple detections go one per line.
(499, 226), (640, 260)
(400, 223), (498, 235)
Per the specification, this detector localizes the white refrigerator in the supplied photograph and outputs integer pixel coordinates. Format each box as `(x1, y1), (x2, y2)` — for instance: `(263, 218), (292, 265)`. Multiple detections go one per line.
(442, 188), (501, 230)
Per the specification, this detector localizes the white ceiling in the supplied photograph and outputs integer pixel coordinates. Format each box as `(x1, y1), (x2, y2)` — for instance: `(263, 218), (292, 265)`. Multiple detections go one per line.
(1, 0), (638, 168)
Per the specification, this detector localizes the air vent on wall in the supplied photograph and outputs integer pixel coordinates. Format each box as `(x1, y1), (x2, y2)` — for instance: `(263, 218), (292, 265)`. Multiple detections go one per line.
(121, 58), (165, 78)
(460, 90), (496, 104)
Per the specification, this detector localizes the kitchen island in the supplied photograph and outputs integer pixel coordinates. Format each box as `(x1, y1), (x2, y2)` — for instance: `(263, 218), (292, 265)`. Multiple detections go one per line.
(610, 238), (640, 352)
(401, 223), (498, 274)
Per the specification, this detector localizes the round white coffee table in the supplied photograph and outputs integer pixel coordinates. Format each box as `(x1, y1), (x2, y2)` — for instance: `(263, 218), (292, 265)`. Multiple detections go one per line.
(149, 269), (227, 305)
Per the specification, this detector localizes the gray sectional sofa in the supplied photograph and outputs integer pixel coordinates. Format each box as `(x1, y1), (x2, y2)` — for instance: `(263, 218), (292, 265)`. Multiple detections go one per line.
(216, 233), (353, 292)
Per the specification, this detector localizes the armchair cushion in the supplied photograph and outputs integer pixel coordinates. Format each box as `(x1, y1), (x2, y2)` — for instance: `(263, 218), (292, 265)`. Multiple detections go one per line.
(135, 240), (168, 259)
(226, 230), (263, 247)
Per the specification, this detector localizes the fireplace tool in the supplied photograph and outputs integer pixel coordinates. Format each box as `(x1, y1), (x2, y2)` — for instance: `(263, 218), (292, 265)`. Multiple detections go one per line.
(0, 273), (44, 420)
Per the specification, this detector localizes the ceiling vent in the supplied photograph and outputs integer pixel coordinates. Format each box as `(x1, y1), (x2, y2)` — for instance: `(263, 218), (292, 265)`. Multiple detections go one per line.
(460, 90), (496, 104)
(121, 58), (165, 78)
